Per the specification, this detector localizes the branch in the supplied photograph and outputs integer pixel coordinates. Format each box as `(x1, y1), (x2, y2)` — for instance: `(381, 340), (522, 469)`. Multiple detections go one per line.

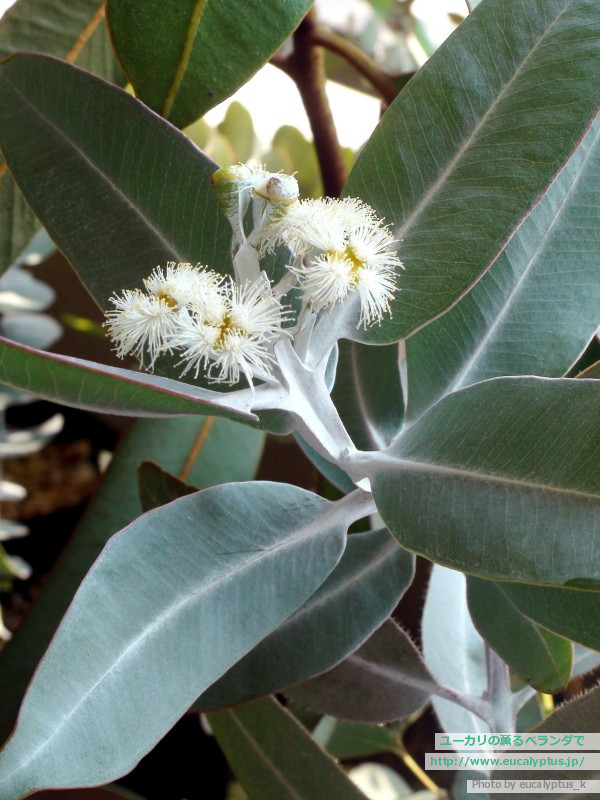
(277, 10), (347, 198)
(309, 25), (399, 106)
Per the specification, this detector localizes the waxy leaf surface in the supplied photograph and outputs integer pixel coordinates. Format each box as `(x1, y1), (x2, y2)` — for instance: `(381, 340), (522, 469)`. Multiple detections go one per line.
(344, 0), (600, 343)
(367, 378), (600, 588)
(0, 0), (122, 271)
(195, 529), (414, 710)
(423, 566), (488, 736)
(0, 337), (258, 422)
(0, 54), (231, 312)
(0, 416), (263, 741)
(0, 483), (355, 798)
(405, 114), (600, 422)
(106, 0), (313, 129)
(288, 619), (432, 723)
(496, 581), (600, 652)
(467, 576), (572, 693)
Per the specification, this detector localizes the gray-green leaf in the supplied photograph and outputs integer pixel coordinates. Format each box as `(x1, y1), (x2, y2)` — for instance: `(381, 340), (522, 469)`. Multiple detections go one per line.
(365, 378), (600, 588)
(467, 576), (572, 693)
(404, 113), (600, 423)
(195, 529), (414, 710)
(0, 482), (352, 797)
(343, 0), (600, 343)
(208, 696), (369, 800)
(287, 619), (432, 723)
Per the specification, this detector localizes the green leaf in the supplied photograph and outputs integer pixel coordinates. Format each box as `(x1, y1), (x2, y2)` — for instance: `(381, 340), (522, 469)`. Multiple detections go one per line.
(218, 102), (256, 163)
(422, 565), (488, 737)
(343, 0), (600, 343)
(0, 1), (123, 273)
(287, 619), (432, 723)
(0, 54), (231, 316)
(332, 340), (403, 451)
(106, 0), (313, 129)
(194, 529), (414, 711)
(0, 483), (353, 797)
(312, 716), (406, 760)
(138, 461), (198, 510)
(208, 697), (369, 800)
(494, 581), (600, 652)
(365, 377), (600, 587)
(0, 415), (263, 741)
(467, 576), (572, 693)
(404, 114), (600, 423)
(0, 337), (257, 422)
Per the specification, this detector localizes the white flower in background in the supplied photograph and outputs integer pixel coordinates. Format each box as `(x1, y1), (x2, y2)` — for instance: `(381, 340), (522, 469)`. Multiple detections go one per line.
(104, 289), (179, 368)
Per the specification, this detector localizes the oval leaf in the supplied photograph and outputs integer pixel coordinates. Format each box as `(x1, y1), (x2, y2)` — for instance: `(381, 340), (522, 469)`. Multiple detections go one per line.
(496, 581), (600, 652)
(422, 566), (488, 737)
(0, 415), (262, 740)
(364, 377), (600, 588)
(0, 54), (231, 318)
(207, 697), (369, 800)
(106, 0), (313, 129)
(467, 576), (572, 693)
(195, 529), (415, 710)
(287, 619), (432, 723)
(343, 0), (600, 343)
(0, 0), (123, 272)
(405, 114), (600, 422)
(0, 482), (359, 797)
(0, 337), (258, 422)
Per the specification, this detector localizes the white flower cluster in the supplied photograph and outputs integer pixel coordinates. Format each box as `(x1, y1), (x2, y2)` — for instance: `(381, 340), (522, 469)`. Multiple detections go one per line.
(104, 164), (402, 386)
(258, 196), (402, 328)
(105, 262), (287, 385)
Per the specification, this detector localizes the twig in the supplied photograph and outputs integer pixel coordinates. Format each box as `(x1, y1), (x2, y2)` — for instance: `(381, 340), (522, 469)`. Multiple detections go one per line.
(485, 644), (515, 732)
(309, 25), (398, 106)
(394, 740), (444, 795)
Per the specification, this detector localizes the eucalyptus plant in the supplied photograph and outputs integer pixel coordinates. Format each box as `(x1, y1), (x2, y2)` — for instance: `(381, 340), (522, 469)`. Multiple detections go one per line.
(1, 0), (600, 798)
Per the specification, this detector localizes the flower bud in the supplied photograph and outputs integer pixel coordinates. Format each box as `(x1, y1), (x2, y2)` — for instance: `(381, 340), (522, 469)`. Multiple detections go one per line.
(265, 174), (299, 206)
(211, 164), (252, 216)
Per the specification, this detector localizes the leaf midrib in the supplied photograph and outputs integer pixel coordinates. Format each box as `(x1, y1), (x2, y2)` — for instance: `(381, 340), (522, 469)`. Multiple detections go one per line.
(0, 63), (189, 262)
(0, 494), (345, 785)
(445, 119), (600, 399)
(373, 452), (600, 503)
(272, 534), (400, 628)
(222, 708), (306, 800)
(395, 0), (577, 241)
(162, 0), (209, 119)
